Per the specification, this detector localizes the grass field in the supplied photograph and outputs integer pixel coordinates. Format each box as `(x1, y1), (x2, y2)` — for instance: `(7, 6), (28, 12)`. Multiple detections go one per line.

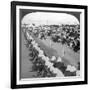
(20, 31), (37, 78)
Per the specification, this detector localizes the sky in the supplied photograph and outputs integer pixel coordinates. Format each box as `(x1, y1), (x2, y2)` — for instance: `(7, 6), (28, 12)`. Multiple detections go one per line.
(21, 12), (80, 25)
(20, 9), (81, 26)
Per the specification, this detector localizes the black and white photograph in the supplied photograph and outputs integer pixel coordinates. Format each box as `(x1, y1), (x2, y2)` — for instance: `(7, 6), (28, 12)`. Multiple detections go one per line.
(11, 1), (87, 89)
(21, 10), (80, 78)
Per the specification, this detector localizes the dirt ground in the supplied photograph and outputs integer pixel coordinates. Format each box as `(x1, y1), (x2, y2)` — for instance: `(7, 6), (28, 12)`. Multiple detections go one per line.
(33, 35), (80, 67)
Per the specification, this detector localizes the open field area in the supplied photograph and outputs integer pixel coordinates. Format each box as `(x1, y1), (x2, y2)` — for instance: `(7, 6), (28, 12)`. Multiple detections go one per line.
(32, 34), (80, 67)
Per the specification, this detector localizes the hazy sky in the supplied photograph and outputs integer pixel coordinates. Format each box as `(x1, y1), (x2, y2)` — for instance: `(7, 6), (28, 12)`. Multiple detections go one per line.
(20, 9), (81, 21)
(22, 12), (80, 25)
(20, 9), (81, 25)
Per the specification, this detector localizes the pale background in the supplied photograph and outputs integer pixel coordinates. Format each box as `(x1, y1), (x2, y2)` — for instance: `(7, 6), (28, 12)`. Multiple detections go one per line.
(0, 0), (89, 90)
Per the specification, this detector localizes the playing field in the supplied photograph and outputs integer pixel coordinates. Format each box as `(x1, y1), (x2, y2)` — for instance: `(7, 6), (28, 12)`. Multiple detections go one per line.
(32, 34), (80, 67)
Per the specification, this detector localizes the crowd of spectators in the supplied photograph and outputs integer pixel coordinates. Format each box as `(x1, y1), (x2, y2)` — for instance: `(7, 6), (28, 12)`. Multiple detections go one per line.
(22, 24), (80, 52)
